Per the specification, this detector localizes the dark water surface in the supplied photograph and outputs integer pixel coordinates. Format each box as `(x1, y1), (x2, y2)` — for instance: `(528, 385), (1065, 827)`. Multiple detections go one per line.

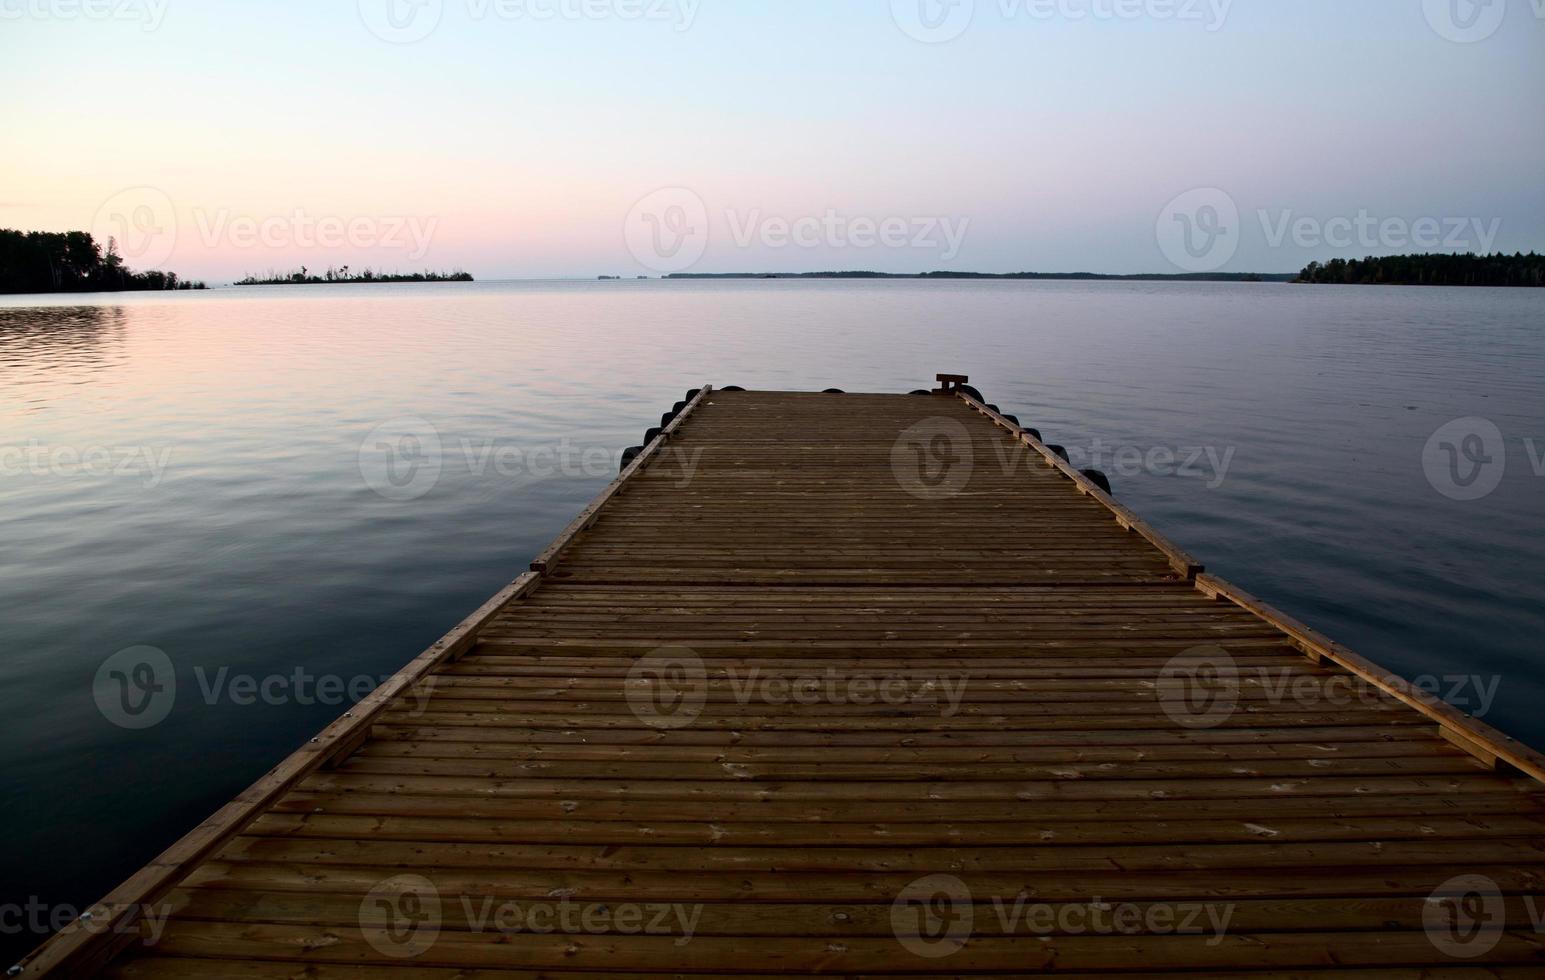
(1, 279), (1542, 958)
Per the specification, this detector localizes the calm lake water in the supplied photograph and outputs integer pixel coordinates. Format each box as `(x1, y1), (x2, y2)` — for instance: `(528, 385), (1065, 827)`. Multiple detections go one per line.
(1, 279), (1542, 957)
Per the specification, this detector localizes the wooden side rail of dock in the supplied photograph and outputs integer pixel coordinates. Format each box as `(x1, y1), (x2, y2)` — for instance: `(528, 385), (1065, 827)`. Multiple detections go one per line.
(15, 380), (1545, 977)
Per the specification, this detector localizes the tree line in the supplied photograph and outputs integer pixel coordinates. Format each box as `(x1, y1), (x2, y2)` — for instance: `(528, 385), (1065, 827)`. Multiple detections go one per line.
(1296, 252), (1544, 286)
(235, 266), (473, 285)
(0, 229), (206, 293)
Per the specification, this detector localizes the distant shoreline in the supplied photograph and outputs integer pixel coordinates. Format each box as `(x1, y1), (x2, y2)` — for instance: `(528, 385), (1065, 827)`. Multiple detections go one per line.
(662, 271), (1294, 282)
(654, 254), (1543, 286)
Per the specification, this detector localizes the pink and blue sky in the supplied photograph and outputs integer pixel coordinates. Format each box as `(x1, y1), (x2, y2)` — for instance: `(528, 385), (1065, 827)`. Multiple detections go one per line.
(3, 0), (1542, 280)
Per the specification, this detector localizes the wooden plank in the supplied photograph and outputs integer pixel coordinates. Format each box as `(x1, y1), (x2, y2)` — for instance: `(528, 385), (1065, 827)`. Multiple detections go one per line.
(102, 924), (1545, 973)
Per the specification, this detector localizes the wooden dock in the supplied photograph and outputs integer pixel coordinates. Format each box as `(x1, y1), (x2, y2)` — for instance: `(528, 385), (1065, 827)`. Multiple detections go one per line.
(18, 379), (1545, 977)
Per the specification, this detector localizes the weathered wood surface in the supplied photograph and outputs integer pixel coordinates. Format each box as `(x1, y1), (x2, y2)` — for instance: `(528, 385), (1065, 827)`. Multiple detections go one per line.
(16, 387), (1544, 977)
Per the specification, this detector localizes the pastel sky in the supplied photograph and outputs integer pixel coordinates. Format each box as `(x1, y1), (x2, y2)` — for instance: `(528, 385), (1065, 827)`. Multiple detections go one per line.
(3, 0), (1542, 280)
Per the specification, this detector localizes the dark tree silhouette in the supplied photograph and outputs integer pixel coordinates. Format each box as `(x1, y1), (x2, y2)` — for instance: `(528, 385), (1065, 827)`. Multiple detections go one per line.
(0, 229), (205, 293)
(1296, 253), (1544, 286)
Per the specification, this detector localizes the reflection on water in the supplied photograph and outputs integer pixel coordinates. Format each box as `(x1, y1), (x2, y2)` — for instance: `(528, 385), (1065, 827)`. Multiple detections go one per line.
(0, 305), (130, 391)
(0, 280), (1542, 960)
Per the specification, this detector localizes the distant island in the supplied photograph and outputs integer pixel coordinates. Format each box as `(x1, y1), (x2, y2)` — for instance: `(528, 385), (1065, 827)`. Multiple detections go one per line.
(0, 229), (206, 293)
(1295, 252), (1543, 286)
(236, 266), (473, 286)
(665, 270), (1293, 282)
